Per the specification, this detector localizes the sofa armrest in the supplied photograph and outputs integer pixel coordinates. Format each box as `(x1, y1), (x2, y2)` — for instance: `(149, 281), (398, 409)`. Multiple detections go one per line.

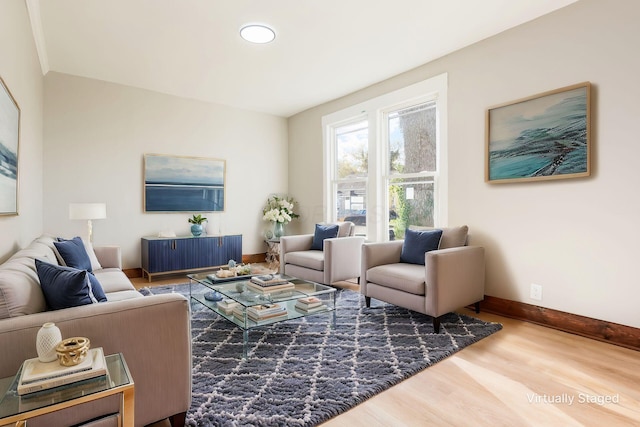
(425, 246), (485, 317)
(360, 240), (404, 285)
(0, 294), (191, 427)
(93, 245), (122, 269)
(324, 236), (365, 283)
(279, 234), (313, 273)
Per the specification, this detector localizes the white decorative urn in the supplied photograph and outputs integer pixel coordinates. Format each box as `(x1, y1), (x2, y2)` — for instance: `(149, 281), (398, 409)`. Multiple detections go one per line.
(36, 322), (62, 363)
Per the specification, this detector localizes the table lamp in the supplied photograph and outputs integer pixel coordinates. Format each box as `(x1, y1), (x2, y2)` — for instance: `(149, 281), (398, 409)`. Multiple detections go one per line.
(69, 203), (107, 243)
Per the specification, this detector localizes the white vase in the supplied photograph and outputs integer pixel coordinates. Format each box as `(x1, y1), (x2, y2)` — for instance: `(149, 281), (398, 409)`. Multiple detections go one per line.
(36, 322), (62, 363)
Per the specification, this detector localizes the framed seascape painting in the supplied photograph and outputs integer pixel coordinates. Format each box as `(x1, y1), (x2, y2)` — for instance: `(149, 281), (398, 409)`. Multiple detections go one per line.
(0, 76), (20, 215)
(486, 82), (591, 184)
(144, 154), (226, 212)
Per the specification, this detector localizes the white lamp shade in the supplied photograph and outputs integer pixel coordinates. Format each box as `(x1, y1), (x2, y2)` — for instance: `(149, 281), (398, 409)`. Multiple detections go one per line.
(69, 203), (107, 220)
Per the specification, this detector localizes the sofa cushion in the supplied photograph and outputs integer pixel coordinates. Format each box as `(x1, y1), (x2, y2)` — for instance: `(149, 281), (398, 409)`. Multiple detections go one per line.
(105, 290), (145, 302)
(366, 263), (426, 295)
(400, 228), (443, 265)
(83, 241), (103, 271)
(0, 263), (47, 319)
(310, 224), (339, 251)
(284, 250), (325, 271)
(94, 268), (136, 293)
(0, 238), (59, 319)
(36, 260), (107, 310)
(53, 237), (93, 272)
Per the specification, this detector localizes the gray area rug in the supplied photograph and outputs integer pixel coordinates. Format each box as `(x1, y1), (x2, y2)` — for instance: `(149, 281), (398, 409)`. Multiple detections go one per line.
(150, 284), (502, 426)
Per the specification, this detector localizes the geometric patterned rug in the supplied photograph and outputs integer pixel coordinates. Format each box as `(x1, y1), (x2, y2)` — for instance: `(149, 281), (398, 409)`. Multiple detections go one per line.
(151, 284), (502, 426)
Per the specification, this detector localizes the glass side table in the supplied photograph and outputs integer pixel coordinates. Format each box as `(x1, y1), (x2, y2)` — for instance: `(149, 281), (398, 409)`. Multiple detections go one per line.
(0, 353), (134, 427)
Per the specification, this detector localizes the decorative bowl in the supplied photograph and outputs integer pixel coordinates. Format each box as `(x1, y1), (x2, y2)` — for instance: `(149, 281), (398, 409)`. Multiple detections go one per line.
(56, 337), (91, 366)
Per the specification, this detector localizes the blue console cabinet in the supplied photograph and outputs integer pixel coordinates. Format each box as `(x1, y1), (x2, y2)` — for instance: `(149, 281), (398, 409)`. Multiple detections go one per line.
(141, 235), (242, 281)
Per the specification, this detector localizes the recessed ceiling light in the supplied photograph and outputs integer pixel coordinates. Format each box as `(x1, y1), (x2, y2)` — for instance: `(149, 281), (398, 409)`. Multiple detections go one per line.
(240, 24), (276, 44)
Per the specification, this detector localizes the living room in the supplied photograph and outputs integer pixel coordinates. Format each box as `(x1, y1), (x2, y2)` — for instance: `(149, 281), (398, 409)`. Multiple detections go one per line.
(1, 0), (639, 425)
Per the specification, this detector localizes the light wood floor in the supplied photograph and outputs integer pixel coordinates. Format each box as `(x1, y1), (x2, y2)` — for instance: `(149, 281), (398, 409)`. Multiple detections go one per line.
(132, 275), (640, 427)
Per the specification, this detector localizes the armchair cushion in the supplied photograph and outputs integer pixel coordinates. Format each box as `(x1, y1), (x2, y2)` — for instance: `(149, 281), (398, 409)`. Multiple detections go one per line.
(411, 225), (468, 249)
(284, 250), (325, 271)
(400, 228), (443, 265)
(310, 224), (339, 250)
(367, 263), (426, 295)
(336, 222), (355, 237)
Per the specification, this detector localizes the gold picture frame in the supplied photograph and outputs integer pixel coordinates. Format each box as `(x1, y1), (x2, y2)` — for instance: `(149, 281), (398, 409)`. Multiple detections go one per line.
(0, 76), (20, 215)
(486, 82), (591, 184)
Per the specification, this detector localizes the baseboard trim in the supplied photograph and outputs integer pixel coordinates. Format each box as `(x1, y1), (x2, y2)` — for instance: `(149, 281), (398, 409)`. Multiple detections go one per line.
(123, 268), (141, 278)
(243, 253), (268, 264)
(479, 295), (640, 351)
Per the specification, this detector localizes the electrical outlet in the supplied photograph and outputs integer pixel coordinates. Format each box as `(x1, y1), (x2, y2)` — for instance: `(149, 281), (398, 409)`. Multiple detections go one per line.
(530, 283), (543, 301)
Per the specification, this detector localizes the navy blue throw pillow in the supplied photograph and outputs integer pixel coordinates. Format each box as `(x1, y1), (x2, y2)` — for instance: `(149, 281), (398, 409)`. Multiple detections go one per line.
(310, 224), (340, 251)
(400, 228), (443, 265)
(87, 272), (108, 303)
(54, 236), (93, 272)
(36, 259), (107, 310)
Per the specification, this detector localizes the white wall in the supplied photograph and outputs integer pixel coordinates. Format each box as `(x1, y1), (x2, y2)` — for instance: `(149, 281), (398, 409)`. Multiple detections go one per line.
(0, 0), (44, 262)
(288, 0), (640, 328)
(43, 72), (288, 268)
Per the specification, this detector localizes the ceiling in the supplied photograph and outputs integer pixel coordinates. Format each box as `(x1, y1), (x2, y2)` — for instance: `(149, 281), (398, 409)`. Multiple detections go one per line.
(27, 0), (577, 117)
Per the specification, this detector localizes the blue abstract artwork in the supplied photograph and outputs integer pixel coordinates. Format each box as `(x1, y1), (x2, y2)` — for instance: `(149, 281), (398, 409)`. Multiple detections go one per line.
(144, 154), (225, 212)
(0, 77), (19, 215)
(487, 83), (591, 183)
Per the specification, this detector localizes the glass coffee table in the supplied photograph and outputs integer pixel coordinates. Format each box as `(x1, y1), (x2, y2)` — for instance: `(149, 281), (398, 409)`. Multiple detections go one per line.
(188, 272), (336, 358)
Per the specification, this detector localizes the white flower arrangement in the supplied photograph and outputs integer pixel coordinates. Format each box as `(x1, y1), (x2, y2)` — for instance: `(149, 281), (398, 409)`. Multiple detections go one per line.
(262, 195), (299, 224)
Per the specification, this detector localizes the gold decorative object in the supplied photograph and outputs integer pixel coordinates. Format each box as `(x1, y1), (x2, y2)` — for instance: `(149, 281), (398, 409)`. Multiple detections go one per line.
(56, 337), (91, 366)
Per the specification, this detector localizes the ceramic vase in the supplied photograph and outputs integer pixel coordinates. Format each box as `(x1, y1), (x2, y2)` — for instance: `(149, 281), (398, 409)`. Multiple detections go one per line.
(36, 322), (62, 363)
(191, 224), (203, 237)
(274, 222), (284, 239)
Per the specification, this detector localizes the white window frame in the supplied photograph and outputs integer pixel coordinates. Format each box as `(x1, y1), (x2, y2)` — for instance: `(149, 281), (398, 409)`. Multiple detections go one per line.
(322, 73), (448, 241)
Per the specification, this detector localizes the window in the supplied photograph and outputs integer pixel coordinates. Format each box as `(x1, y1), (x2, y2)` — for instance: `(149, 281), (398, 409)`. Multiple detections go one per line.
(334, 120), (368, 235)
(323, 74), (448, 241)
(385, 101), (438, 239)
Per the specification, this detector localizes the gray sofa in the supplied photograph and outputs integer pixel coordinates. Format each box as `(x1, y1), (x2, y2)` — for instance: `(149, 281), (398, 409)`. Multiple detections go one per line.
(0, 235), (191, 427)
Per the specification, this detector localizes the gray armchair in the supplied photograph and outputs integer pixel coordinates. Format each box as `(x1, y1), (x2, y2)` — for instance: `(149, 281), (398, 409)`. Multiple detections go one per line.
(280, 222), (365, 285)
(360, 226), (485, 333)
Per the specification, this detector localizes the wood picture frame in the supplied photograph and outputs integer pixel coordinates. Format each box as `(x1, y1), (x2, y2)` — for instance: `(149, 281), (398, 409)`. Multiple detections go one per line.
(144, 153), (226, 212)
(486, 82), (591, 184)
(0, 76), (20, 215)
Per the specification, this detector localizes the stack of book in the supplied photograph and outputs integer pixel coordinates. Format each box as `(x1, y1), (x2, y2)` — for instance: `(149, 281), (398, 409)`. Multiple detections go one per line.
(216, 298), (239, 315)
(17, 347), (107, 395)
(247, 274), (295, 294)
(295, 296), (326, 313)
(233, 303), (288, 324)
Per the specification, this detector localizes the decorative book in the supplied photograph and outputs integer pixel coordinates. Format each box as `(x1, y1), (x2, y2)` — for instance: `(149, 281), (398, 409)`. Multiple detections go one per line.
(250, 274), (290, 287)
(297, 296), (322, 306)
(294, 304), (327, 313)
(246, 281), (294, 294)
(17, 347), (107, 395)
(247, 303), (286, 317)
(232, 304), (289, 324)
(216, 299), (239, 315)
